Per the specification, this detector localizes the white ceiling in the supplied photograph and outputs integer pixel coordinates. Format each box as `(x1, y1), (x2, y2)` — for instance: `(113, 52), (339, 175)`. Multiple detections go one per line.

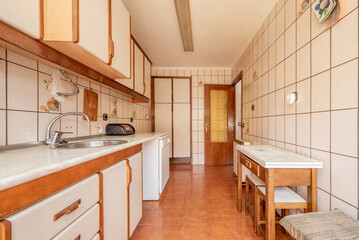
(122, 0), (277, 68)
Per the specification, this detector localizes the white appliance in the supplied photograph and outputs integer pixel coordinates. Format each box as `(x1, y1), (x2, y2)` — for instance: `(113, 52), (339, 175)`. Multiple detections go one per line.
(142, 134), (170, 200)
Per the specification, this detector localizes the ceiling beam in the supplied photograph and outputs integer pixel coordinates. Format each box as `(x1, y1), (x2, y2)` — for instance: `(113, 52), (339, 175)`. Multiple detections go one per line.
(174, 0), (193, 51)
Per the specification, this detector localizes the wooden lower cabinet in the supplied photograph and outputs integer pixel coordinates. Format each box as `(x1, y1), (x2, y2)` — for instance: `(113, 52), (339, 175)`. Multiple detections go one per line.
(101, 160), (128, 240)
(128, 153), (143, 236)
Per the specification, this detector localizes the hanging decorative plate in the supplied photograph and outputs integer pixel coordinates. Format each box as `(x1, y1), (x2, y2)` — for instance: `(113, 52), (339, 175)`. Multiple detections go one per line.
(312, 0), (337, 23)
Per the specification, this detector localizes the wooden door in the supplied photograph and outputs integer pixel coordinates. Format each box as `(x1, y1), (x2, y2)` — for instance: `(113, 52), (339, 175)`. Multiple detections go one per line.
(101, 161), (128, 240)
(204, 85), (234, 165)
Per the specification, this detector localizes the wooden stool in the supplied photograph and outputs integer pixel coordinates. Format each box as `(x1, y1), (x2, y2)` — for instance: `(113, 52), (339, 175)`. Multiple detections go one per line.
(245, 174), (265, 233)
(255, 186), (307, 236)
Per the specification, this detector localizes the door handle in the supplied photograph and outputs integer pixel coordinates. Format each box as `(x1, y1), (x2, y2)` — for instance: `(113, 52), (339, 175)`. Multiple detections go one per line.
(205, 123), (210, 133)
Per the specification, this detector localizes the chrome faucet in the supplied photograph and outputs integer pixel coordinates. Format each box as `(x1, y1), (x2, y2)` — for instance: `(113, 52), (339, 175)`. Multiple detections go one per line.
(45, 112), (90, 147)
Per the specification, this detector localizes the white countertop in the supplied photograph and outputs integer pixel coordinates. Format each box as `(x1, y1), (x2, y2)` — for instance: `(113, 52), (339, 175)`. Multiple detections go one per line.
(0, 132), (168, 191)
(236, 145), (323, 169)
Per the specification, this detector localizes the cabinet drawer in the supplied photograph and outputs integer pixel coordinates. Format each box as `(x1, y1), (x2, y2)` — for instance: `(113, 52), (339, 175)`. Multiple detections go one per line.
(52, 204), (99, 240)
(240, 154), (261, 177)
(7, 174), (99, 240)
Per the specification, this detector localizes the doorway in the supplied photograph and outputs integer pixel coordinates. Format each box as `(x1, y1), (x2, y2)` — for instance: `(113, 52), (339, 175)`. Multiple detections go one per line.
(152, 77), (192, 164)
(204, 84), (235, 165)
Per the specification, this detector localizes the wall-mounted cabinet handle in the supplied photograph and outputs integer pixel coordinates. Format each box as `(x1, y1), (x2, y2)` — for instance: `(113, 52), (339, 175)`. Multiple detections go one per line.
(53, 199), (81, 221)
(74, 234), (81, 240)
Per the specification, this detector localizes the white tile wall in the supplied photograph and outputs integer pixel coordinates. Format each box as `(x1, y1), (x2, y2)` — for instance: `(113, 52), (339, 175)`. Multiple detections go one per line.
(233, 1), (359, 218)
(0, 47), (152, 146)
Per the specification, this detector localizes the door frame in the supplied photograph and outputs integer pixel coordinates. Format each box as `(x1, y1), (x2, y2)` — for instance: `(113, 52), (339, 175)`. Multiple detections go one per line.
(204, 84), (235, 165)
(151, 76), (193, 164)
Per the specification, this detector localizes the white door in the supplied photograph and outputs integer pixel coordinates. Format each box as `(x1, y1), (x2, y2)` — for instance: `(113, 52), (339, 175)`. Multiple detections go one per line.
(235, 82), (242, 139)
(116, 39), (134, 89)
(155, 104), (172, 157)
(129, 153), (142, 236)
(78, 0), (109, 63)
(111, 0), (131, 78)
(144, 58), (151, 98)
(134, 44), (144, 94)
(154, 78), (172, 157)
(173, 104), (190, 157)
(102, 161), (127, 240)
(173, 78), (191, 158)
(0, 0), (40, 38)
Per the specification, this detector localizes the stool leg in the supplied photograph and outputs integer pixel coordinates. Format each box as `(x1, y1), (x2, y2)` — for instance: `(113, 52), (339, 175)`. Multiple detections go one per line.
(245, 177), (249, 215)
(254, 187), (261, 235)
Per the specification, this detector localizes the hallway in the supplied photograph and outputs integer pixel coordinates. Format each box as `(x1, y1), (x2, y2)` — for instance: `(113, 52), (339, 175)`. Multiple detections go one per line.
(131, 165), (291, 239)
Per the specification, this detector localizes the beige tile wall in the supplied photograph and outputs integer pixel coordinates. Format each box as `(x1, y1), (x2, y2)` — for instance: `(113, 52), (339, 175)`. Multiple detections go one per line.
(0, 47), (152, 146)
(152, 67), (232, 164)
(232, 0), (359, 219)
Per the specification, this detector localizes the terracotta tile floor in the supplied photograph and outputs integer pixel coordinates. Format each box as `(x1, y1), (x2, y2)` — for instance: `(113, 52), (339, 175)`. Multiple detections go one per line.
(131, 164), (292, 240)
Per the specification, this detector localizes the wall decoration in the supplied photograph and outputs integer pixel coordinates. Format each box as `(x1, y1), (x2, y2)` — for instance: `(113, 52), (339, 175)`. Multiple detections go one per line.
(111, 98), (117, 117)
(298, 0), (310, 16)
(325, 0), (342, 29)
(198, 80), (204, 86)
(40, 97), (60, 112)
(312, 0), (337, 23)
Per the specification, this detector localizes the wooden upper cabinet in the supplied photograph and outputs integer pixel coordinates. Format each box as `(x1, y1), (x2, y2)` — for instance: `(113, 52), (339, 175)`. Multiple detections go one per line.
(41, 0), (127, 79)
(111, 0), (131, 78)
(144, 57), (151, 98)
(0, 0), (40, 39)
(134, 44), (144, 95)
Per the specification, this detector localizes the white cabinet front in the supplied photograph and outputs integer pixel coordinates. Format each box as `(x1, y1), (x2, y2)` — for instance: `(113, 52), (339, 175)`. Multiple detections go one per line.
(129, 152), (143, 236)
(78, 0), (109, 63)
(102, 160), (128, 240)
(134, 44), (144, 94)
(7, 174), (99, 240)
(111, 0), (131, 78)
(0, 0), (40, 38)
(52, 204), (99, 240)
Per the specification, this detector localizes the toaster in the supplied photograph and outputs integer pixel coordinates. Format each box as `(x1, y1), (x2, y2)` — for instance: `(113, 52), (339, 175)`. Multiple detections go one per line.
(106, 124), (135, 136)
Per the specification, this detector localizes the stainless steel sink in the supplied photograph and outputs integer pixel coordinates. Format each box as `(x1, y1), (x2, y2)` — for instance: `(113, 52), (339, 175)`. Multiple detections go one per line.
(54, 140), (128, 149)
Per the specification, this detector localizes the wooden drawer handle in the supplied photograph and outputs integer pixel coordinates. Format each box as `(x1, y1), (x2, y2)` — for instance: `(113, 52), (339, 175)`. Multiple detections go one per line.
(53, 199), (81, 221)
(74, 234), (81, 240)
(245, 161), (252, 169)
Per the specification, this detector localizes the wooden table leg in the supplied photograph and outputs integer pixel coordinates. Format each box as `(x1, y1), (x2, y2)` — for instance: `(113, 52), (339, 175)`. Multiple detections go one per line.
(307, 168), (317, 212)
(265, 169), (275, 240)
(237, 152), (243, 212)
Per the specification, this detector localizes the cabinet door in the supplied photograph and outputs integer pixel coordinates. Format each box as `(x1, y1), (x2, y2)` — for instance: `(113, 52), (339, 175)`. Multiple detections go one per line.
(134, 44), (144, 94)
(116, 39), (134, 89)
(0, 0), (40, 38)
(129, 152), (142, 236)
(111, 0), (131, 78)
(102, 161), (128, 240)
(155, 104), (172, 157)
(173, 103), (191, 157)
(144, 57), (151, 98)
(78, 0), (109, 63)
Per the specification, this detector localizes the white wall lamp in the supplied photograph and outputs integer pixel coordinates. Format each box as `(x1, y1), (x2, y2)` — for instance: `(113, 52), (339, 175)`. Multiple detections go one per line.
(286, 92), (298, 104)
